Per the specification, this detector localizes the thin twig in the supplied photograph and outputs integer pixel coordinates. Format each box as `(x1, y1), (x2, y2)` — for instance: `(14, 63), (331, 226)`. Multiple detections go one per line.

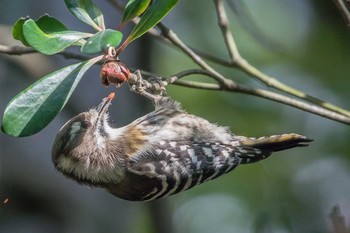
(164, 69), (214, 84)
(0, 44), (97, 62)
(214, 0), (241, 62)
(236, 59), (350, 117)
(333, 0), (350, 27)
(0, 45), (36, 55)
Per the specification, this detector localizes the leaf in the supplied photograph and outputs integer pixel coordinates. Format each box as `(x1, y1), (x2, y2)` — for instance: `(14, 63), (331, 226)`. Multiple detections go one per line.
(65, 0), (105, 31)
(13, 15), (68, 47)
(121, 0), (151, 26)
(125, 0), (179, 44)
(35, 14), (68, 33)
(1, 56), (103, 137)
(81, 29), (123, 54)
(22, 19), (92, 55)
(13, 17), (30, 46)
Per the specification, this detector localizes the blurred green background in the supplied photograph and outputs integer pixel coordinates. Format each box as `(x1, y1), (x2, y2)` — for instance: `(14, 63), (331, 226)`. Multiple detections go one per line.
(1, 0), (350, 232)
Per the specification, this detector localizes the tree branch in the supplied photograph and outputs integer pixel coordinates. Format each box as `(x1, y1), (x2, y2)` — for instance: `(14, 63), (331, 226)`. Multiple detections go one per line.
(163, 72), (350, 125)
(0, 45), (36, 55)
(333, 0), (350, 27)
(0, 44), (97, 62)
(214, 0), (241, 62)
(128, 69), (350, 125)
(213, 0), (350, 117)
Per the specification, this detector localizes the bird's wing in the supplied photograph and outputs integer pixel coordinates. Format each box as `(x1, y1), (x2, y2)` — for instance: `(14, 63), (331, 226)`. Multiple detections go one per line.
(126, 140), (248, 200)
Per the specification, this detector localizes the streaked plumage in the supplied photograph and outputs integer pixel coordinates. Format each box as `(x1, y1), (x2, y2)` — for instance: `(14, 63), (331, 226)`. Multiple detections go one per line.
(52, 94), (312, 201)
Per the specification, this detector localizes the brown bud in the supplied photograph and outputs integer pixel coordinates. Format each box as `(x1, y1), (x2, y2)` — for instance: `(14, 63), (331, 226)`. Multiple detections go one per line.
(100, 60), (130, 87)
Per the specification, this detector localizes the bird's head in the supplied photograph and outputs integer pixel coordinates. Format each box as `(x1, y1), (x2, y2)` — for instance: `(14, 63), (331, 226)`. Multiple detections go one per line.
(52, 93), (118, 181)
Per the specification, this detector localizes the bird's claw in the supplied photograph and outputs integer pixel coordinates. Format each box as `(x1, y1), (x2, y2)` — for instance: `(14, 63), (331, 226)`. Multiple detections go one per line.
(129, 70), (167, 103)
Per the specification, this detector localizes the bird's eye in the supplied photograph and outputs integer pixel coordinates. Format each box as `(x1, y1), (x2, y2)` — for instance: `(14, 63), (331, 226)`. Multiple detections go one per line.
(81, 120), (92, 129)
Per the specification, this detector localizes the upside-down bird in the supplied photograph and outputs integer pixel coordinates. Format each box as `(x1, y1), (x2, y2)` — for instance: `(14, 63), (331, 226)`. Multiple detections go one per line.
(52, 92), (312, 201)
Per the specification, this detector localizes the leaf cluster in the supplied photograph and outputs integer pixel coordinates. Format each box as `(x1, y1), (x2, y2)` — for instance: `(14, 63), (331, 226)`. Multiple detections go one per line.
(2, 0), (179, 137)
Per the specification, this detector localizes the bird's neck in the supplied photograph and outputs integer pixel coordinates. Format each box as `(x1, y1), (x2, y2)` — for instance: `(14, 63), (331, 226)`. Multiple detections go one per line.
(101, 119), (149, 159)
(102, 122), (126, 141)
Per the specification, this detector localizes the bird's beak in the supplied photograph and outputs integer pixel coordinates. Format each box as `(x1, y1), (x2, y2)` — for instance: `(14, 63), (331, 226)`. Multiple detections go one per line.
(97, 92), (115, 120)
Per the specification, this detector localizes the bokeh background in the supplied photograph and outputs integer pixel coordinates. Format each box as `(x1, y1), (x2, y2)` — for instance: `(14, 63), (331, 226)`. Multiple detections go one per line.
(1, 0), (350, 232)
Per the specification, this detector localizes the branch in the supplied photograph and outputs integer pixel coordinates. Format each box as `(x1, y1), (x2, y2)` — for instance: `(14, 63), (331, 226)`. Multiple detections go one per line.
(163, 71), (350, 125)
(0, 44), (98, 62)
(214, 0), (241, 62)
(234, 57), (350, 117)
(0, 45), (36, 55)
(164, 69), (215, 84)
(213, 0), (350, 117)
(128, 69), (350, 125)
(333, 0), (350, 27)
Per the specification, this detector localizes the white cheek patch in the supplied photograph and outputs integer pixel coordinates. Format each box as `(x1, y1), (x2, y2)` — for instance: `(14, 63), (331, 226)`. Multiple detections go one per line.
(71, 122), (82, 134)
(68, 122), (82, 144)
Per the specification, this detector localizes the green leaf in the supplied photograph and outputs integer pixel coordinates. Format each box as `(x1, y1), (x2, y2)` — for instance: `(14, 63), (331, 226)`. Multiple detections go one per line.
(1, 56), (102, 137)
(13, 17), (30, 46)
(22, 19), (92, 55)
(13, 15), (68, 47)
(35, 14), (68, 33)
(81, 29), (123, 54)
(121, 0), (151, 26)
(65, 0), (105, 31)
(125, 0), (179, 44)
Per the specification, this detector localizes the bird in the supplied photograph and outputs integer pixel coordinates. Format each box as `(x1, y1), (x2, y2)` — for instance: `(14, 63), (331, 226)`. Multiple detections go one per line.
(52, 92), (312, 201)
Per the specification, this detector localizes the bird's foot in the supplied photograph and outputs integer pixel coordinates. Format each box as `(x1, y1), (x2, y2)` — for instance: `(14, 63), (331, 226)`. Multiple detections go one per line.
(129, 70), (167, 103)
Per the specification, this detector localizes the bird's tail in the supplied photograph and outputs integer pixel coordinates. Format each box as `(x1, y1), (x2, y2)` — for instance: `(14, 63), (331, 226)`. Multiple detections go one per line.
(238, 133), (312, 164)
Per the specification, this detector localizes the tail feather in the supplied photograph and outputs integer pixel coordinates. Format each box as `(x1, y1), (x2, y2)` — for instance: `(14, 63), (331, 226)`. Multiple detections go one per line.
(241, 133), (312, 152)
(238, 133), (312, 164)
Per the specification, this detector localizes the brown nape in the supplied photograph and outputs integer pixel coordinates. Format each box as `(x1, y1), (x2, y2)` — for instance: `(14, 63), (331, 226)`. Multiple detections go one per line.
(110, 125), (148, 158)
